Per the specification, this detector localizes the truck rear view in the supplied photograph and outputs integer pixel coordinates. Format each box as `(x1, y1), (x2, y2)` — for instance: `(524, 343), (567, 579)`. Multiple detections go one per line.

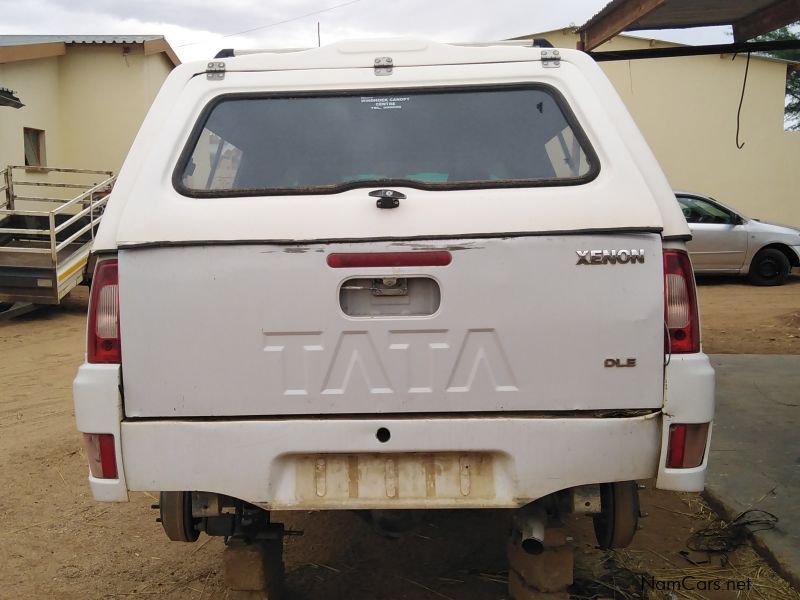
(74, 38), (714, 578)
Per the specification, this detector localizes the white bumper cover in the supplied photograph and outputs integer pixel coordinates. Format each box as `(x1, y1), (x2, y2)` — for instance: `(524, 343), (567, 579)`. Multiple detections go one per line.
(73, 353), (714, 508)
(119, 415), (662, 509)
(656, 352), (716, 491)
(73, 363), (129, 502)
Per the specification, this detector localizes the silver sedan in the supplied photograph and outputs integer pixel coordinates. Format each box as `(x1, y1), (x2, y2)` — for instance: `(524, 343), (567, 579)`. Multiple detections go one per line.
(676, 192), (800, 286)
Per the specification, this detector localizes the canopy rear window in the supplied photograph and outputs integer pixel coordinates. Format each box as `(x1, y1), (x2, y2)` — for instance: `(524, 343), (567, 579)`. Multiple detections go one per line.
(176, 85), (599, 196)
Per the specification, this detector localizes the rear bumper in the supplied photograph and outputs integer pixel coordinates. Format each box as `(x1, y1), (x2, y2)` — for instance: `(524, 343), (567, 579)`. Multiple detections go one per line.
(73, 353), (715, 508)
(119, 414), (663, 509)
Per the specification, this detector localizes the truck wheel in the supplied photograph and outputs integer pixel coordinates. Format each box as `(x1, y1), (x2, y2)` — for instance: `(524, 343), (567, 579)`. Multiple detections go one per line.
(592, 481), (639, 549)
(160, 491), (200, 542)
(748, 249), (790, 286)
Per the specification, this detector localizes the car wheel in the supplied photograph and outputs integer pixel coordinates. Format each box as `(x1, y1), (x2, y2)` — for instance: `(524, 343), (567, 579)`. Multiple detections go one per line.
(748, 249), (790, 286)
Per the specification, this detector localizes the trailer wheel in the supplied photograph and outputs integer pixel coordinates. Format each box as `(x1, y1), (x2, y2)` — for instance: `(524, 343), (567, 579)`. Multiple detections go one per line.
(592, 481), (639, 549)
(160, 491), (200, 542)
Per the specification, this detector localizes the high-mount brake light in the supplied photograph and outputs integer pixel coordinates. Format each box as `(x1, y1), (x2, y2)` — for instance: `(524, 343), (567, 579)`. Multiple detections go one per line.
(663, 250), (700, 354)
(327, 251), (452, 268)
(87, 259), (121, 364)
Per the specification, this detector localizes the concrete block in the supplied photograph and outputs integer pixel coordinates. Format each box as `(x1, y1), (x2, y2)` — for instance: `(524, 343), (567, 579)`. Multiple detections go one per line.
(507, 538), (573, 592)
(508, 569), (570, 600)
(223, 540), (284, 595)
(543, 527), (567, 548)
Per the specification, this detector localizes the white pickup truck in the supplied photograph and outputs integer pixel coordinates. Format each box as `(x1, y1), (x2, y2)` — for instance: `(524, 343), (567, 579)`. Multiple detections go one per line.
(74, 39), (714, 557)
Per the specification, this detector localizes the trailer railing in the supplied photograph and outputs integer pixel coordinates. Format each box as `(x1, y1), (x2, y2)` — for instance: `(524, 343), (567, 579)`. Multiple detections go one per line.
(0, 165), (116, 271)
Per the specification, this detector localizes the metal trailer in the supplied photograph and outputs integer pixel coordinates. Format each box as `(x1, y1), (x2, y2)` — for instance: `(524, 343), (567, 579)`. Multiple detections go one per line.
(0, 165), (115, 316)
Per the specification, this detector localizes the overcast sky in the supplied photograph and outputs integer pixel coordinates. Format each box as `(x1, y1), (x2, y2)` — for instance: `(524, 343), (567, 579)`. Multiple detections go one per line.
(0, 0), (731, 62)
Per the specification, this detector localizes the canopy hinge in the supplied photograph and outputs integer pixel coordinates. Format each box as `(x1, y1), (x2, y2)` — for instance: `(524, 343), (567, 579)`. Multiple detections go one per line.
(374, 56), (393, 76)
(206, 61), (226, 80)
(541, 49), (561, 68)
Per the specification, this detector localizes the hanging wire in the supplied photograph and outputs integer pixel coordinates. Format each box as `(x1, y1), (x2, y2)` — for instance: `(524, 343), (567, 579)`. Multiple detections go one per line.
(177, 0), (362, 48)
(735, 52), (752, 150)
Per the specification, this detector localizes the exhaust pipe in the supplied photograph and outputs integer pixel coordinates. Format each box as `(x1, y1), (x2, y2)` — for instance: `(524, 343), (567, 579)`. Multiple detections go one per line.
(514, 503), (547, 555)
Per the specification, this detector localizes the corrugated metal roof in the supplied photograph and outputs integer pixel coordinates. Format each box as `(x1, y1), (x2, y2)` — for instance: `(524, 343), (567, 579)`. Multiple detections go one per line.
(577, 0), (800, 49)
(581, 0), (782, 31)
(0, 35), (165, 47)
(525, 28), (799, 65)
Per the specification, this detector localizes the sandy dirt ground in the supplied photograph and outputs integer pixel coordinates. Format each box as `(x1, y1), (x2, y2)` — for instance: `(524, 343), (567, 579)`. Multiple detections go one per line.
(697, 275), (800, 355)
(1, 277), (798, 599)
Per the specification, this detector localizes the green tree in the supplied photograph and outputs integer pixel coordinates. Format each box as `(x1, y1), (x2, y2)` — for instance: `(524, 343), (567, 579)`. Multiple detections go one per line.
(753, 23), (800, 130)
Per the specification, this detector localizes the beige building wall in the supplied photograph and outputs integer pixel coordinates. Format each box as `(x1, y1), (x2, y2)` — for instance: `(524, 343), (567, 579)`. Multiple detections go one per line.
(0, 56), (66, 169)
(58, 44), (172, 172)
(534, 29), (800, 226)
(0, 42), (173, 174)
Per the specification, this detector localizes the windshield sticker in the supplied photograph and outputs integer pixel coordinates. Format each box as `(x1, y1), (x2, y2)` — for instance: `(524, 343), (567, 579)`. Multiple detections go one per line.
(361, 96), (410, 111)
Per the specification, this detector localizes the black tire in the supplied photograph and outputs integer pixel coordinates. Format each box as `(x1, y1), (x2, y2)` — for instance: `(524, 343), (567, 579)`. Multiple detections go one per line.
(748, 249), (791, 286)
(593, 481), (639, 549)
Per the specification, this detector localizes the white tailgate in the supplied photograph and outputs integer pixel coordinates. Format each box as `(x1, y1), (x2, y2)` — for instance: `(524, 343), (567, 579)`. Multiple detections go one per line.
(120, 233), (664, 417)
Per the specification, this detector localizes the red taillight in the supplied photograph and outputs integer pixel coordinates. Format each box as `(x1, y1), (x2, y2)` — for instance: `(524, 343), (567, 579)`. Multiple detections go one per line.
(663, 250), (700, 354)
(82, 433), (118, 479)
(88, 258), (120, 364)
(327, 251), (452, 268)
(667, 423), (709, 468)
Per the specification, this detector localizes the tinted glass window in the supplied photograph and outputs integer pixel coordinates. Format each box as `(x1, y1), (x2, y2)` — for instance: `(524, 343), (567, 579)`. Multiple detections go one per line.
(178, 87), (597, 195)
(677, 196), (734, 224)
